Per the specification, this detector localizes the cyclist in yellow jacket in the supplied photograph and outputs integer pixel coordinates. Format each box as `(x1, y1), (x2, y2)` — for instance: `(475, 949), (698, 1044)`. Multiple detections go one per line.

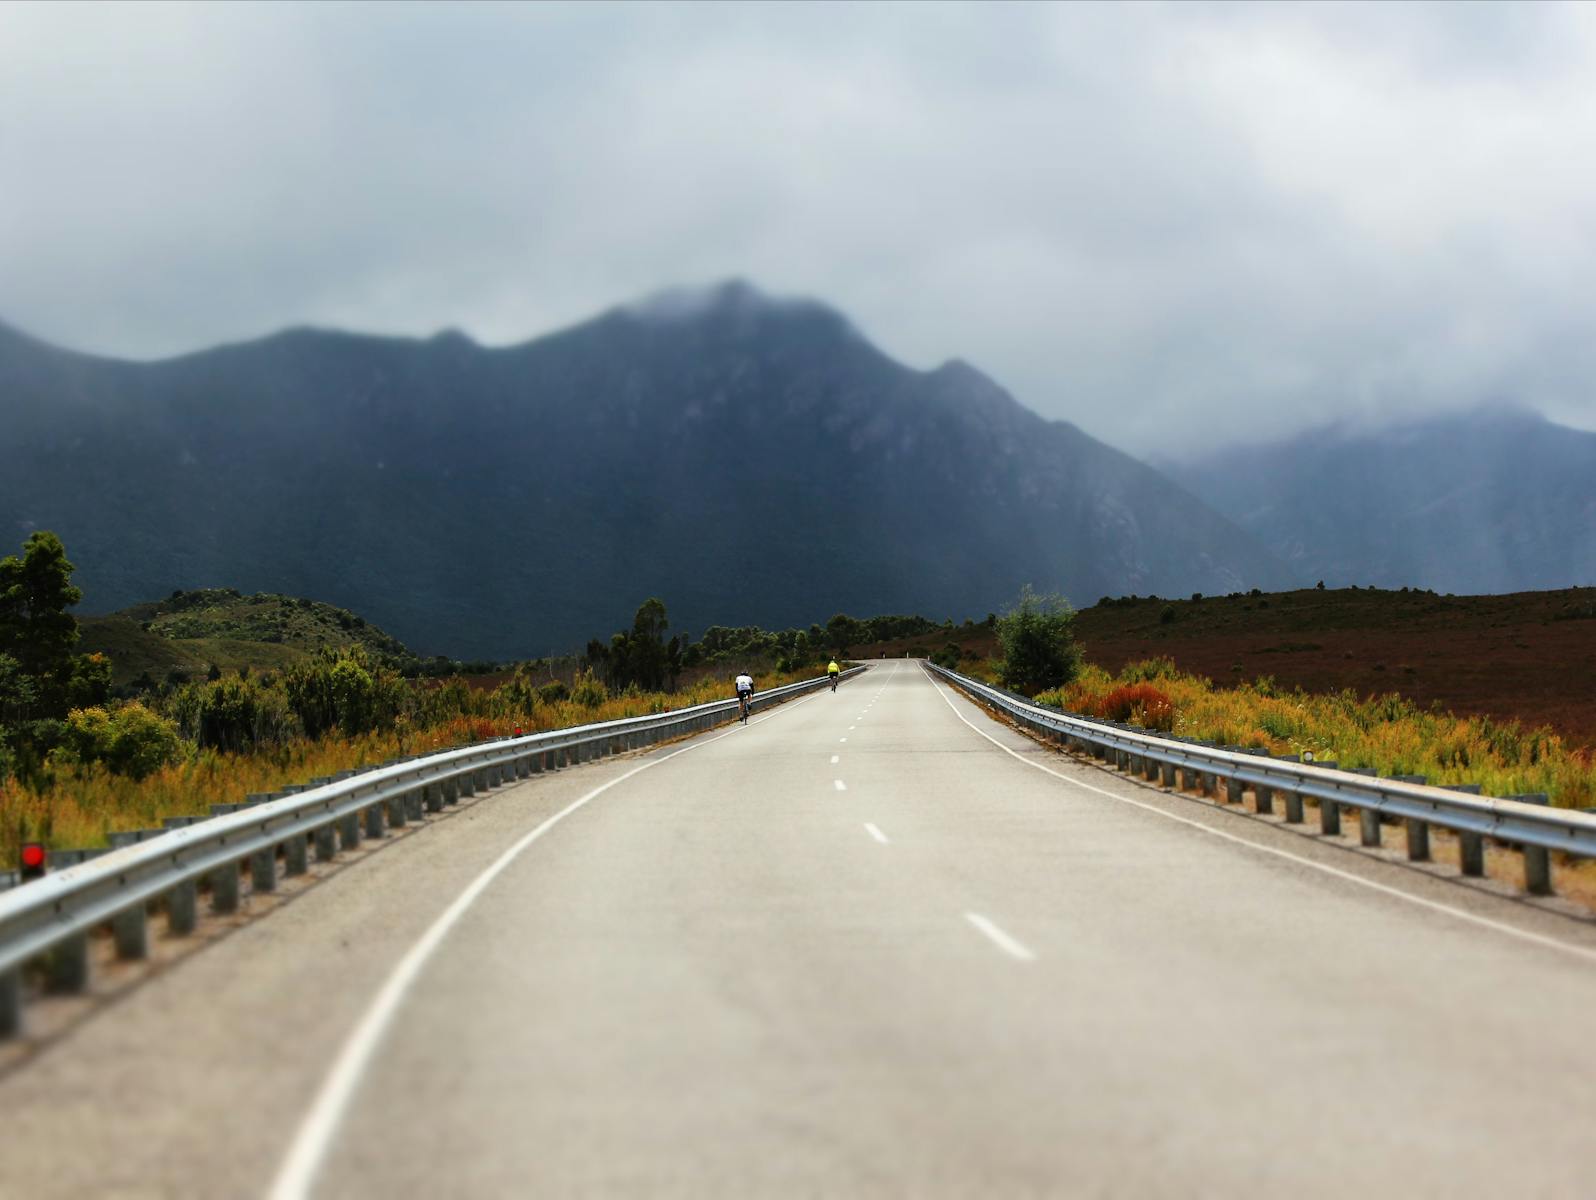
(827, 658), (841, 691)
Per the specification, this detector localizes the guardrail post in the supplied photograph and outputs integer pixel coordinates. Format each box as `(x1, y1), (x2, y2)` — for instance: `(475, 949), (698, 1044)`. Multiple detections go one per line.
(315, 823), (338, 862)
(1319, 794), (1341, 836)
(285, 832), (309, 876)
(1223, 775), (1243, 805)
(421, 783), (441, 813)
(402, 789), (423, 821)
(252, 847), (277, 894)
(1158, 761), (1176, 788)
(1507, 795), (1554, 894)
(1406, 817), (1431, 861)
(1282, 789), (1304, 824)
(1394, 784), (1432, 861)
(1360, 807), (1382, 847)
(0, 968), (19, 1038)
(1525, 845), (1553, 895)
(386, 791), (409, 829)
(1438, 786), (1484, 875)
(339, 812), (361, 851)
(211, 859), (241, 913)
(168, 878), (198, 934)
(1458, 831), (1486, 876)
(113, 902), (148, 960)
(49, 934), (90, 992)
(474, 768), (489, 791)
(1255, 780), (1273, 814)
(530, 752), (545, 774)
(364, 802), (385, 839)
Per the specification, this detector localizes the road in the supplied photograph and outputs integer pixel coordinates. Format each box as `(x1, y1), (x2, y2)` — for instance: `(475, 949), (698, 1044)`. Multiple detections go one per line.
(3, 659), (1596, 1198)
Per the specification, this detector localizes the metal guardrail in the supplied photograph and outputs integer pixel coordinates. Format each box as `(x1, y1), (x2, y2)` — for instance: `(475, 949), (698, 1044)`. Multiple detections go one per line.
(926, 661), (1596, 897)
(0, 666), (866, 1037)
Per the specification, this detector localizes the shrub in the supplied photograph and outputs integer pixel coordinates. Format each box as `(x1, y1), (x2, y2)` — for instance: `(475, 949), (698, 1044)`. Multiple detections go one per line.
(57, 702), (183, 779)
(1090, 684), (1176, 731)
(996, 586), (1083, 695)
(536, 680), (570, 705)
(1121, 656), (1177, 682)
(570, 669), (608, 708)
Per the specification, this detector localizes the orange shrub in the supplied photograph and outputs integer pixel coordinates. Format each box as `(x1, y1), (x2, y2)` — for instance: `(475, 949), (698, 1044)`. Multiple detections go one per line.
(1089, 683), (1177, 732)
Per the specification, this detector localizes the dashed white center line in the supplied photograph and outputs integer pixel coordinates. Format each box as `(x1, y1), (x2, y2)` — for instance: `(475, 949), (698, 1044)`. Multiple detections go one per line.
(833, 779), (848, 792)
(848, 725), (856, 731)
(864, 822), (889, 844)
(839, 737), (848, 743)
(965, 912), (1037, 962)
(830, 754), (840, 764)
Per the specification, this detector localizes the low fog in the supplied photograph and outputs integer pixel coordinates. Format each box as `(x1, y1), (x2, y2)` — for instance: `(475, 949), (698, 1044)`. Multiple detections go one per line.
(3, 1), (1595, 453)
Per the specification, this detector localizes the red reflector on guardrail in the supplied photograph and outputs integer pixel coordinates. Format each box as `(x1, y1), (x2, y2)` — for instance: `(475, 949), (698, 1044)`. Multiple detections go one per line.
(19, 843), (46, 880)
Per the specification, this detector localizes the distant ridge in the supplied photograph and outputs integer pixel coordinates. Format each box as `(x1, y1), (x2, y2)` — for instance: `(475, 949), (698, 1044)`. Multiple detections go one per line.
(0, 281), (1286, 658)
(1165, 406), (1596, 594)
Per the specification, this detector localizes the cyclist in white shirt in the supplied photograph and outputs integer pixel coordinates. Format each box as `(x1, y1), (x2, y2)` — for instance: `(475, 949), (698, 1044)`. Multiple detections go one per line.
(734, 672), (755, 722)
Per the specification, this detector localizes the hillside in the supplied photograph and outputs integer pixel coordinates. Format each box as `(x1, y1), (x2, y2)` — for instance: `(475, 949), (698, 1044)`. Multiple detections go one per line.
(0, 282), (1287, 659)
(78, 588), (415, 687)
(870, 585), (1596, 749)
(1163, 407), (1596, 594)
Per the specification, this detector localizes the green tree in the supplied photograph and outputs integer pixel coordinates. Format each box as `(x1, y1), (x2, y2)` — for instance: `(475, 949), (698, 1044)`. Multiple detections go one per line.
(284, 647), (404, 738)
(600, 598), (681, 692)
(996, 585), (1083, 695)
(0, 531), (83, 715)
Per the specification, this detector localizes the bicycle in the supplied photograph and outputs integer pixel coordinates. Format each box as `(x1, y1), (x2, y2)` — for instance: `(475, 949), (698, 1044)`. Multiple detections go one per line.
(738, 691), (752, 723)
(829, 673), (838, 693)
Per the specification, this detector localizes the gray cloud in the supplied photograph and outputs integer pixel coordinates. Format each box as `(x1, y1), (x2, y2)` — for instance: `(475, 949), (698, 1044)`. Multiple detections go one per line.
(3, 0), (1595, 453)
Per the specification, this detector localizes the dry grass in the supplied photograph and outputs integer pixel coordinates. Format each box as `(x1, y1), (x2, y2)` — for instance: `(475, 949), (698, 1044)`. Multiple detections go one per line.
(1019, 659), (1596, 810)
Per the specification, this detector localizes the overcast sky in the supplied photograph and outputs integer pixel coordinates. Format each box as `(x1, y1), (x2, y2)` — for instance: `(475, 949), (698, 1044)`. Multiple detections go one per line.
(3, 1), (1595, 453)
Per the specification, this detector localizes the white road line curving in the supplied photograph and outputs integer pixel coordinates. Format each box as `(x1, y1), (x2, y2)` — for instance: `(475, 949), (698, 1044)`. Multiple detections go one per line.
(927, 672), (1596, 968)
(864, 823), (889, 844)
(267, 687), (827, 1200)
(965, 912), (1037, 962)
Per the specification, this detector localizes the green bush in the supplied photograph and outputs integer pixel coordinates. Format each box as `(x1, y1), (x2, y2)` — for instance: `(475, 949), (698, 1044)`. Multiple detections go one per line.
(57, 702), (183, 779)
(570, 669), (608, 708)
(996, 586), (1083, 695)
(284, 648), (405, 738)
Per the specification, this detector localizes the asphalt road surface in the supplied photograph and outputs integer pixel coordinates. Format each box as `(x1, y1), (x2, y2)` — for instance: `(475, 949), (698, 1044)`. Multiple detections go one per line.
(4, 660), (1596, 1199)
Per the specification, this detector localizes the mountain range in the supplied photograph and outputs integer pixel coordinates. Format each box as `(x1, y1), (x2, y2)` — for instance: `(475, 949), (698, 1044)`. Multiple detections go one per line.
(0, 282), (1283, 659)
(2, 281), (1591, 658)
(1163, 407), (1596, 595)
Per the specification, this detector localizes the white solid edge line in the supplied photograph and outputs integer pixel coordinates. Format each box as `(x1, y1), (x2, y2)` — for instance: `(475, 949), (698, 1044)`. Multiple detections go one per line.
(927, 673), (1596, 968)
(267, 687), (824, 1200)
(864, 822), (890, 844)
(834, 779), (848, 792)
(965, 912), (1037, 962)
